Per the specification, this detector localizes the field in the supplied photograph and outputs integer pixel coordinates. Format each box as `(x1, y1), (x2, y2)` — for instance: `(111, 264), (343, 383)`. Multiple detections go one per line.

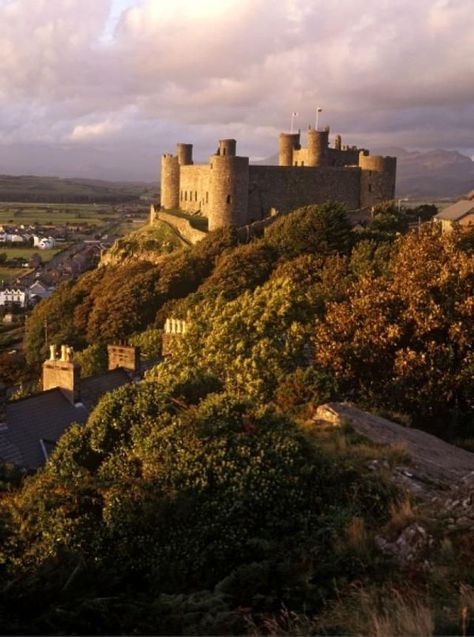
(0, 247), (64, 263)
(0, 267), (25, 284)
(0, 202), (116, 227)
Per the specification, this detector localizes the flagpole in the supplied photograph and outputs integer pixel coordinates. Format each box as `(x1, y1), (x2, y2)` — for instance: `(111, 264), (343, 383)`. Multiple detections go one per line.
(315, 107), (322, 131)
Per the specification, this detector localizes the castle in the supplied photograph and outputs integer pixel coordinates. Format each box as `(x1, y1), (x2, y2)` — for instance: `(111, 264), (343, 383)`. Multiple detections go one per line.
(160, 128), (397, 230)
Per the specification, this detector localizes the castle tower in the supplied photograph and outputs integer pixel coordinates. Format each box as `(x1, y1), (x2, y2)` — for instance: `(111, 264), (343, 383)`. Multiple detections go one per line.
(177, 143), (193, 166)
(307, 127), (329, 167)
(359, 151), (397, 208)
(160, 154), (180, 209)
(278, 132), (301, 166)
(208, 140), (249, 230)
(42, 344), (80, 404)
(217, 139), (236, 157)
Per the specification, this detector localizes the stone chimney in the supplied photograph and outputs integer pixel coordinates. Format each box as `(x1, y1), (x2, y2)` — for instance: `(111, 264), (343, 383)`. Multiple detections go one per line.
(42, 344), (80, 404)
(107, 343), (140, 372)
(162, 318), (188, 357)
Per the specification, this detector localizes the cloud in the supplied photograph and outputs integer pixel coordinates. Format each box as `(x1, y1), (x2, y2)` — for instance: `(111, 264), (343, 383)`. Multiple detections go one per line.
(0, 0), (473, 178)
(69, 118), (123, 141)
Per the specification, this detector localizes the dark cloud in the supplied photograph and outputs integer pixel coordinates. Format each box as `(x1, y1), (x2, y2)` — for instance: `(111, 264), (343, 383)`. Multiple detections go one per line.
(0, 0), (472, 179)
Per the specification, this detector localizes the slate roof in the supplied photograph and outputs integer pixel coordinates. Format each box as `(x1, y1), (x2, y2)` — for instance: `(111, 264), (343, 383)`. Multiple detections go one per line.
(0, 368), (133, 470)
(435, 200), (474, 221)
(80, 368), (131, 412)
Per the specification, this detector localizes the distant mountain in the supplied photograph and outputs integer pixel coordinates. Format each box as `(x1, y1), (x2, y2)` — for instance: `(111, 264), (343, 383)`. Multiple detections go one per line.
(372, 147), (474, 198)
(252, 148), (474, 199)
(0, 175), (155, 203)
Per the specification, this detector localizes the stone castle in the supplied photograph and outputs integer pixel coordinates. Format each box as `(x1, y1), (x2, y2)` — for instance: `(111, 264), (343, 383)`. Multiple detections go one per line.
(160, 127), (396, 230)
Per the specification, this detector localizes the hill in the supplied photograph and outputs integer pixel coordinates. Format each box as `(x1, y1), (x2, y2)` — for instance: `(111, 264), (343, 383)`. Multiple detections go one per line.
(0, 174), (155, 203)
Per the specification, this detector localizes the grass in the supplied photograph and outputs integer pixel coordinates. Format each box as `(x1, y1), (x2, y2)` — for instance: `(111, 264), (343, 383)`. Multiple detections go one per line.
(0, 267), (25, 284)
(0, 247), (64, 263)
(0, 202), (116, 226)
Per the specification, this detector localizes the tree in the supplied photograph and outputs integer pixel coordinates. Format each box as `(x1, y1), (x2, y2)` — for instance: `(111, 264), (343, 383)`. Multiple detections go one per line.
(313, 228), (474, 430)
(265, 201), (353, 259)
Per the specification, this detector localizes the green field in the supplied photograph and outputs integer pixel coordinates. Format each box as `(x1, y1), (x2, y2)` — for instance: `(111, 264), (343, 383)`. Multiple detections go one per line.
(0, 247), (64, 263)
(0, 202), (115, 227)
(0, 267), (25, 284)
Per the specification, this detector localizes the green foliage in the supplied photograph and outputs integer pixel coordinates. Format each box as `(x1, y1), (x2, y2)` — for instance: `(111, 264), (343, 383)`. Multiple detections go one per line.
(75, 343), (108, 377)
(0, 389), (397, 634)
(265, 201), (353, 259)
(129, 327), (162, 360)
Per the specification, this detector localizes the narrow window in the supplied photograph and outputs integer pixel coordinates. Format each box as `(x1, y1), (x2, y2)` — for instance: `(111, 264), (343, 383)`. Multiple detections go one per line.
(206, 192), (209, 203)
(223, 148), (226, 156)
(226, 195), (231, 204)
(185, 192), (187, 201)
(195, 191), (197, 201)
(294, 161), (297, 166)
(368, 184), (372, 193)
(301, 161), (304, 166)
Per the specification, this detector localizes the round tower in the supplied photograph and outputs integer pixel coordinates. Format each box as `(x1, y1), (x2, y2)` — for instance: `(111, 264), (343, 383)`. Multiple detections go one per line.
(208, 152), (249, 230)
(218, 139), (237, 157)
(279, 132), (301, 166)
(176, 143), (193, 166)
(359, 151), (397, 208)
(307, 127), (329, 166)
(160, 154), (180, 210)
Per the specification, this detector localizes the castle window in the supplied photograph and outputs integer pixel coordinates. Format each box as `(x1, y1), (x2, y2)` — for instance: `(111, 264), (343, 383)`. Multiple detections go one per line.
(206, 192), (209, 203)
(195, 191), (197, 201)
(368, 184), (372, 193)
(226, 195), (232, 204)
(185, 192), (187, 201)
(223, 148), (226, 156)
(210, 163), (213, 169)
(301, 161), (304, 166)
(294, 161), (297, 166)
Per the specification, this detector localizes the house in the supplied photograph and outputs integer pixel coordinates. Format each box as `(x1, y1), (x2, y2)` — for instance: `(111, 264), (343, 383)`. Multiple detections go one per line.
(0, 343), (143, 470)
(435, 200), (474, 233)
(28, 280), (54, 301)
(37, 237), (55, 250)
(0, 288), (28, 308)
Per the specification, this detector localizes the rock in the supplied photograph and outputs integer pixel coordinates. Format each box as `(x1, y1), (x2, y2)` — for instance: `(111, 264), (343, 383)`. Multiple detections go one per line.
(376, 523), (434, 567)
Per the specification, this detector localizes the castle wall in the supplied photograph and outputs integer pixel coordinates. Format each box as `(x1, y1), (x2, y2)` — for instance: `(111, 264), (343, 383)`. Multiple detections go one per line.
(247, 165), (361, 219)
(157, 211), (207, 245)
(327, 147), (360, 167)
(359, 152), (397, 208)
(179, 165), (210, 214)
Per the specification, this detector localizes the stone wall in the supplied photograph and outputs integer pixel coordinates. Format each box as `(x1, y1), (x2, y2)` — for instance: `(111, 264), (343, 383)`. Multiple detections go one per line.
(157, 210), (207, 245)
(247, 165), (361, 219)
(179, 165), (210, 214)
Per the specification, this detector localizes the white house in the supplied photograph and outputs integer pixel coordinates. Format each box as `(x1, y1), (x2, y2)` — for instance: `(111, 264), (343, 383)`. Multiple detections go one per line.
(37, 237), (55, 250)
(0, 288), (28, 307)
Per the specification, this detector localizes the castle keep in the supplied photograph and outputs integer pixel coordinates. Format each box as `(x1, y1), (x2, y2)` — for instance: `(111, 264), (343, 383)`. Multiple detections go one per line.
(160, 128), (396, 230)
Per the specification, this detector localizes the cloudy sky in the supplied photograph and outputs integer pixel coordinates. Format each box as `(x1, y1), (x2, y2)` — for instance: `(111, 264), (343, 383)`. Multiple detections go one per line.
(0, 0), (472, 180)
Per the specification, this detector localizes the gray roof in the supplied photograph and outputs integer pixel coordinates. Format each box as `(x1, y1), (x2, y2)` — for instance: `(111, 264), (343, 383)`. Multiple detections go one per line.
(0, 368), (133, 470)
(80, 368), (131, 411)
(1, 389), (88, 469)
(435, 200), (474, 221)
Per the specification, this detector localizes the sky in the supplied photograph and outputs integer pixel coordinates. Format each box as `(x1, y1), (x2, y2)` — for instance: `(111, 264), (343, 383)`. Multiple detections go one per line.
(0, 0), (472, 181)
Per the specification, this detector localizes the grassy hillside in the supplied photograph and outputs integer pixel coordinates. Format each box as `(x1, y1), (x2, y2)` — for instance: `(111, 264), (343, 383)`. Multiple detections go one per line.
(2, 202), (473, 635)
(0, 175), (155, 203)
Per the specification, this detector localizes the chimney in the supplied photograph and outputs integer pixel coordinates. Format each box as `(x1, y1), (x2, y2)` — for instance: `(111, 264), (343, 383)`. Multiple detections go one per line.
(107, 343), (140, 372)
(42, 344), (80, 404)
(162, 318), (188, 357)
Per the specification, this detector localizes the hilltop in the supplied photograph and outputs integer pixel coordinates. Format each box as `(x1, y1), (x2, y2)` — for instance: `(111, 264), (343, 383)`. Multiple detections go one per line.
(0, 174), (155, 203)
